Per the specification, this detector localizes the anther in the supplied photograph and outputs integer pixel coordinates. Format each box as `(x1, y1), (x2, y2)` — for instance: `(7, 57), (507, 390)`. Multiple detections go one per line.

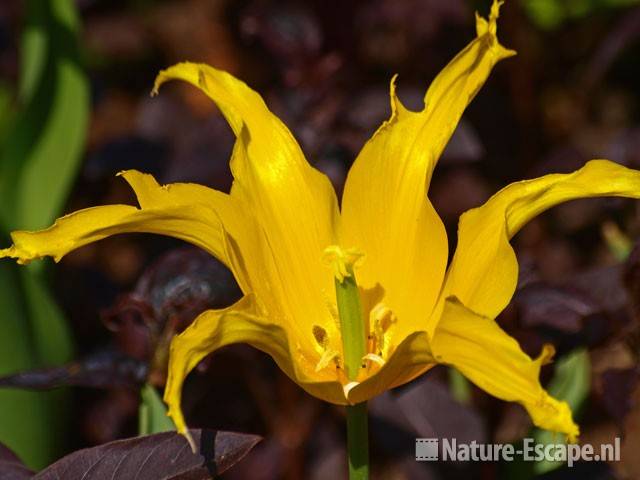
(362, 353), (385, 367)
(315, 348), (340, 372)
(368, 303), (396, 360)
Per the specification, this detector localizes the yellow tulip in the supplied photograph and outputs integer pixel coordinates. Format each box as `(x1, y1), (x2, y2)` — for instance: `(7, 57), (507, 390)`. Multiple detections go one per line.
(2, 0), (638, 447)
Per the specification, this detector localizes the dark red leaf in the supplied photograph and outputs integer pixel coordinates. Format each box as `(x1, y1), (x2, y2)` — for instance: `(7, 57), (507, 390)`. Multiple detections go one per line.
(33, 430), (260, 480)
(624, 241), (640, 320)
(0, 350), (147, 390)
(0, 443), (33, 480)
(600, 368), (640, 424)
(514, 283), (600, 334)
(370, 374), (486, 456)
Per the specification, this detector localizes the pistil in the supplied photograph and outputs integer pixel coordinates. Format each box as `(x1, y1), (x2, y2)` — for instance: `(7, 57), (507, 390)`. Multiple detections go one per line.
(323, 246), (367, 380)
(324, 245), (369, 480)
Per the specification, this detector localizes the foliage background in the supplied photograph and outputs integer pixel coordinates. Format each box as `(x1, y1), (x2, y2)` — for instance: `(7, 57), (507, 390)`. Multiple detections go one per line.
(1, 0), (640, 478)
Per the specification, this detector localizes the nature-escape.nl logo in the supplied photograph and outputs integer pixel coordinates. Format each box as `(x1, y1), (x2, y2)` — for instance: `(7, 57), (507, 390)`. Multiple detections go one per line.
(415, 438), (620, 467)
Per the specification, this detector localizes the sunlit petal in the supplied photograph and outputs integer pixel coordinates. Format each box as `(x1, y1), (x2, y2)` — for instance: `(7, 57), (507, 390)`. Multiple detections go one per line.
(346, 331), (434, 404)
(165, 294), (348, 447)
(432, 297), (578, 441)
(438, 160), (640, 333)
(154, 63), (341, 358)
(342, 0), (515, 344)
(0, 172), (241, 274)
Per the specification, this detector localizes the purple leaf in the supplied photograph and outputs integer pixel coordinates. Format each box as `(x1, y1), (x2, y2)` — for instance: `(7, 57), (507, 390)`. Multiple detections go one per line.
(0, 350), (147, 390)
(515, 283), (599, 333)
(370, 375), (486, 456)
(33, 430), (260, 480)
(600, 368), (640, 425)
(0, 443), (33, 480)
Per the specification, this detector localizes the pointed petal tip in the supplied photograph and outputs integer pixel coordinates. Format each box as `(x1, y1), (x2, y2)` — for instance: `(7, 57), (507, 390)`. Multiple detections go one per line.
(388, 73), (410, 116)
(151, 70), (166, 97)
(165, 396), (196, 451)
(531, 394), (580, 443)
(537, 344), (556, 366)
(475, 0), (517, 59)
(184, 430), (197, 453)
(533, 346), (580, 441)
(152, 61), (222, 96)
(0, 244), (36, 265)
(150, 70), (165, 97)
(116, 169), (147, 185)
(434, 299), (579, 443)
(151, 62), (198, 97)
(174, 422), (197, 453)
(491, 0), (504, 20)
(567, 424), (580, 444)
(498, 45), (518, 60)
(151, 64), (176, 95)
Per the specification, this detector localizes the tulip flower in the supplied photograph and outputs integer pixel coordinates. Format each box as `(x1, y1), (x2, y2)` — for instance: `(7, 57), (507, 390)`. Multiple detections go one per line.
(3, 1), (639, 477)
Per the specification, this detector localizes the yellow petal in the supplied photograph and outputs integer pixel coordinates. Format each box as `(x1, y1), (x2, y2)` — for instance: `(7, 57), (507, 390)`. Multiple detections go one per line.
(0, 171), (241, 271)
(341, 0), (515, 343)
(165, 294), (349, 448)
(119, 170), (258, 293)
(431, 297), (579, 441)
(441, 160), (640, 326)
(154, 63), (341, 359)
(346, 331), (434, 404)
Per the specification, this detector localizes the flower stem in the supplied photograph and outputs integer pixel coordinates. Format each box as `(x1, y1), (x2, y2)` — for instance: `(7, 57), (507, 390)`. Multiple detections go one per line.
(334, 265), (369, 480)
(346, 403), (369, 480)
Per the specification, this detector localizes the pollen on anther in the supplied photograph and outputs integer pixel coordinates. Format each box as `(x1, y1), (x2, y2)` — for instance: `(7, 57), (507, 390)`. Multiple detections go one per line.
(313, 325), (328, 348)
(312, 325), (341, 373)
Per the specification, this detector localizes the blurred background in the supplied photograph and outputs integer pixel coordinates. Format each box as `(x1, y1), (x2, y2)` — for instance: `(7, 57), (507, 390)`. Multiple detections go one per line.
(1, 0), (640, 478)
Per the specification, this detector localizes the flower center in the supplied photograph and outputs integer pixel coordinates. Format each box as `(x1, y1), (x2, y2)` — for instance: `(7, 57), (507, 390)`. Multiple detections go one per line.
(316, 246), (397, 380)
(322, 245), (368, 381)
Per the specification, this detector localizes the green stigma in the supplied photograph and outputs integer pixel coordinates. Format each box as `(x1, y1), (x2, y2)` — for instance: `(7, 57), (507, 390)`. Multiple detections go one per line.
(324, 246), (366, 381)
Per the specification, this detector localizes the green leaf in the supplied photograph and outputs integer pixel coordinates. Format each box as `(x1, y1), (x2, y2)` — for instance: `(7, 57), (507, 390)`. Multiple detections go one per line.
(0, 0), (89, 231)
(0, 262), (62, 469)
(0, 0), (86, 469)
(448, 367), (472, 405)
(521, 0), (640, 30)
(0, 82), (15, 144)
(139, 384), (176, 435)
(522, 0), (565, 29)
(18, 1), (48, 104)
(532, 349), (590, 474)
(21, 266), (74, 365)
(0, 267), (73, 471)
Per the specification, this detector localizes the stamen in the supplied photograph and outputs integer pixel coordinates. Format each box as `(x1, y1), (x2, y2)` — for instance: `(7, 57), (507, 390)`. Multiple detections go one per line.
(312, 325), (341, 373)
(362, 353), (385, 367)
(323, 245), (364, 283)
(315, 349), (340, 372)
(324, 296), (340, 330)
(369, 303), (396, 357)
